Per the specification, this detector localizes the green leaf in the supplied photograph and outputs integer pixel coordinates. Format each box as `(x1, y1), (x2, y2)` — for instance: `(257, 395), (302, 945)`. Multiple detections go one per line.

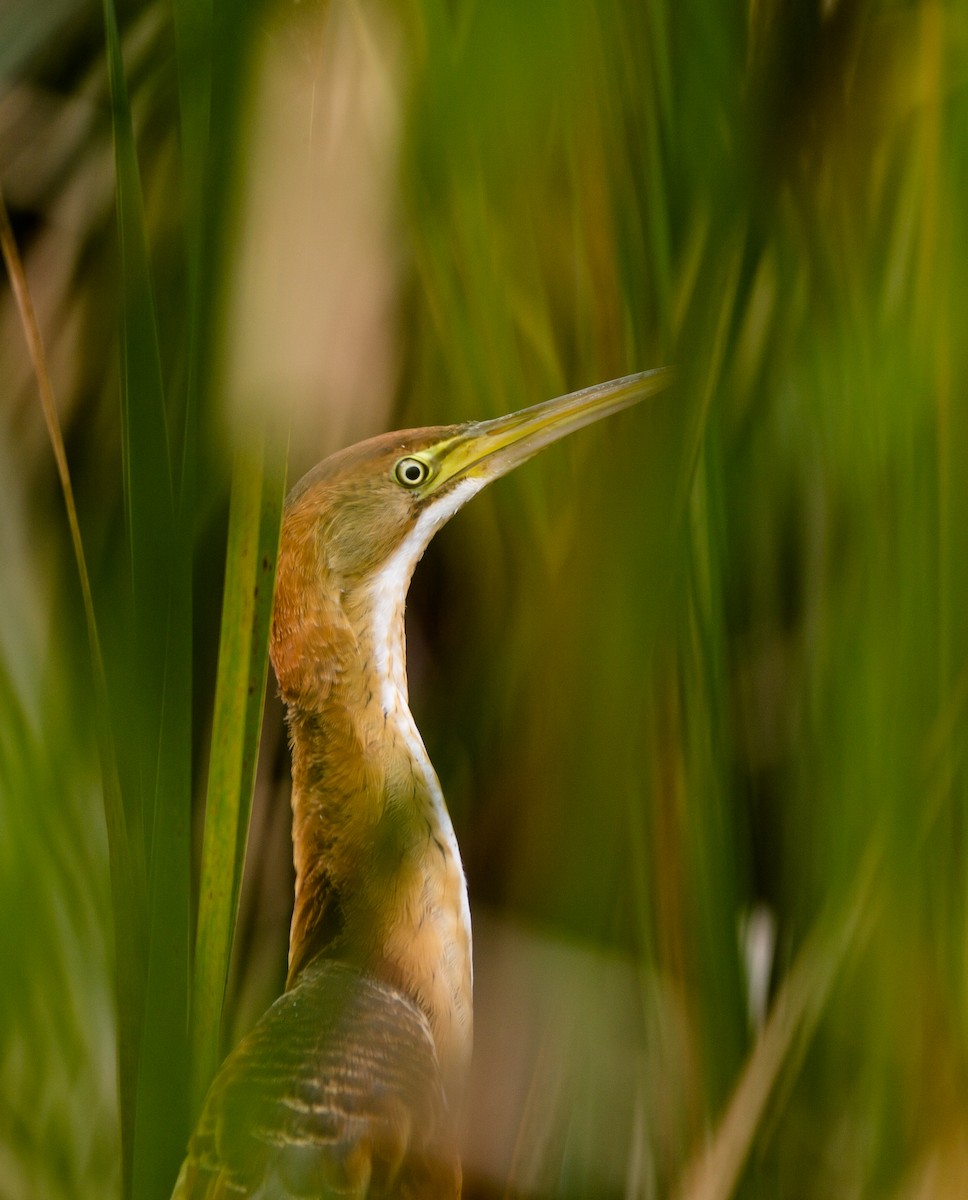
(190, 429), (286, 1118)
(101, 2), (192, 1195)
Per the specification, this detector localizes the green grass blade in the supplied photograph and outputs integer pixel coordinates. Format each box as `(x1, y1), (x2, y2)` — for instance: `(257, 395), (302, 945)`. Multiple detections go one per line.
(172, 0), (213, 284)
(191, 429), (286, 1117)
(100, 2), (192, 1195)
(171, 0), (212, 518)
(0, 182), (147, 1199)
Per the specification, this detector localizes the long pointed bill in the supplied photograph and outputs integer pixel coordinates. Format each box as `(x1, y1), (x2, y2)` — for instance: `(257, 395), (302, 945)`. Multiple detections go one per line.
(428, 367), (674, 494)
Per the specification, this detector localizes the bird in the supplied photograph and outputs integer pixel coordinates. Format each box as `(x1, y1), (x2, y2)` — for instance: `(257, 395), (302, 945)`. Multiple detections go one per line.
(172, 368), (672, 1199)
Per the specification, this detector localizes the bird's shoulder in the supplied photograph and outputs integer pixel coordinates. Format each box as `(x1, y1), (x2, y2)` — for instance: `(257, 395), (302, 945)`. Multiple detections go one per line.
(172, 959), (460, 1199)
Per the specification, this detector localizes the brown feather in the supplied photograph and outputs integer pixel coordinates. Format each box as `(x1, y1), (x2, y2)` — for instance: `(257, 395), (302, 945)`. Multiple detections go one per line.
(173, 961), (460, 1199)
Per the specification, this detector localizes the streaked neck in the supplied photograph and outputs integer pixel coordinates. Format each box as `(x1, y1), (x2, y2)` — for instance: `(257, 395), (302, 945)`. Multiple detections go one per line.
(281, 573), (473, 1096)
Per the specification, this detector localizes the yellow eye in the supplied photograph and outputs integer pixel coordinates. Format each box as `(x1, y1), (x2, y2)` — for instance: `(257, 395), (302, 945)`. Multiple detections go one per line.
(393, 456), (432, 488)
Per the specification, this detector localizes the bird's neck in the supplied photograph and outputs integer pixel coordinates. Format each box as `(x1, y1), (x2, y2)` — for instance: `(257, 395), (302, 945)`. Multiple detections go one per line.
(273, 573), (473, 1096)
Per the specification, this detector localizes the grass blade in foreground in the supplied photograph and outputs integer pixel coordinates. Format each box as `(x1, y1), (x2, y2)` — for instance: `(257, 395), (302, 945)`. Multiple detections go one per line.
(0, 180), (147, 1196)
(101, 2), (192, 1194)
(191, 430), (286, 1117)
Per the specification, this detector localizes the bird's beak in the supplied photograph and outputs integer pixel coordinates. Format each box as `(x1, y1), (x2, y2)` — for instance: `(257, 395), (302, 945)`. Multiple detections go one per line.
(428, 367), (674, 493)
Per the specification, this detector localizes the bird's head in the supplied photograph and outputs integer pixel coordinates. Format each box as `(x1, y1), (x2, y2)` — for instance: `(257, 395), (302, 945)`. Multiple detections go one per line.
(271, 369), (672, 701)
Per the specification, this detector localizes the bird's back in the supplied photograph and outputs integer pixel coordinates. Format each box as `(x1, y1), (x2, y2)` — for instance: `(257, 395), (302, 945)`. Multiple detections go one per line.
(173, 959), (461, 1199)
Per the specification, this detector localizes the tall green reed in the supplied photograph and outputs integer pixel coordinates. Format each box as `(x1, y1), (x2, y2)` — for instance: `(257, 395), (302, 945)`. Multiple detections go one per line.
(3, 0), (968, 1196)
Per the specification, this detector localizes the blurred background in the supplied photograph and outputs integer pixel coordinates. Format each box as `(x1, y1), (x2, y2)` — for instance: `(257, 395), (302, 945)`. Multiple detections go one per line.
(2, 0), (968, 1197)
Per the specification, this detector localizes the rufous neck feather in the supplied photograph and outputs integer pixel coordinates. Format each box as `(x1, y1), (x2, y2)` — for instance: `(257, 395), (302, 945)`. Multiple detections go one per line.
(270, 487), (481, 1096)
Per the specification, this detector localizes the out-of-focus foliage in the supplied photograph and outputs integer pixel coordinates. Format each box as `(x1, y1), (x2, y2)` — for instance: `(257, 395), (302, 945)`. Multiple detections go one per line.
(2, 0), (968, 1198)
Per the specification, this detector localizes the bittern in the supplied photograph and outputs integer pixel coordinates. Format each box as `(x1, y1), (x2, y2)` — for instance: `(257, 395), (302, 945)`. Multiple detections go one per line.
(173, 369), (671, 1199)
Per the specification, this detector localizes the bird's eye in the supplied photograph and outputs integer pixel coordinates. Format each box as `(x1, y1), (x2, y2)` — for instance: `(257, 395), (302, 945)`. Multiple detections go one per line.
(393, 456), (432, 488)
